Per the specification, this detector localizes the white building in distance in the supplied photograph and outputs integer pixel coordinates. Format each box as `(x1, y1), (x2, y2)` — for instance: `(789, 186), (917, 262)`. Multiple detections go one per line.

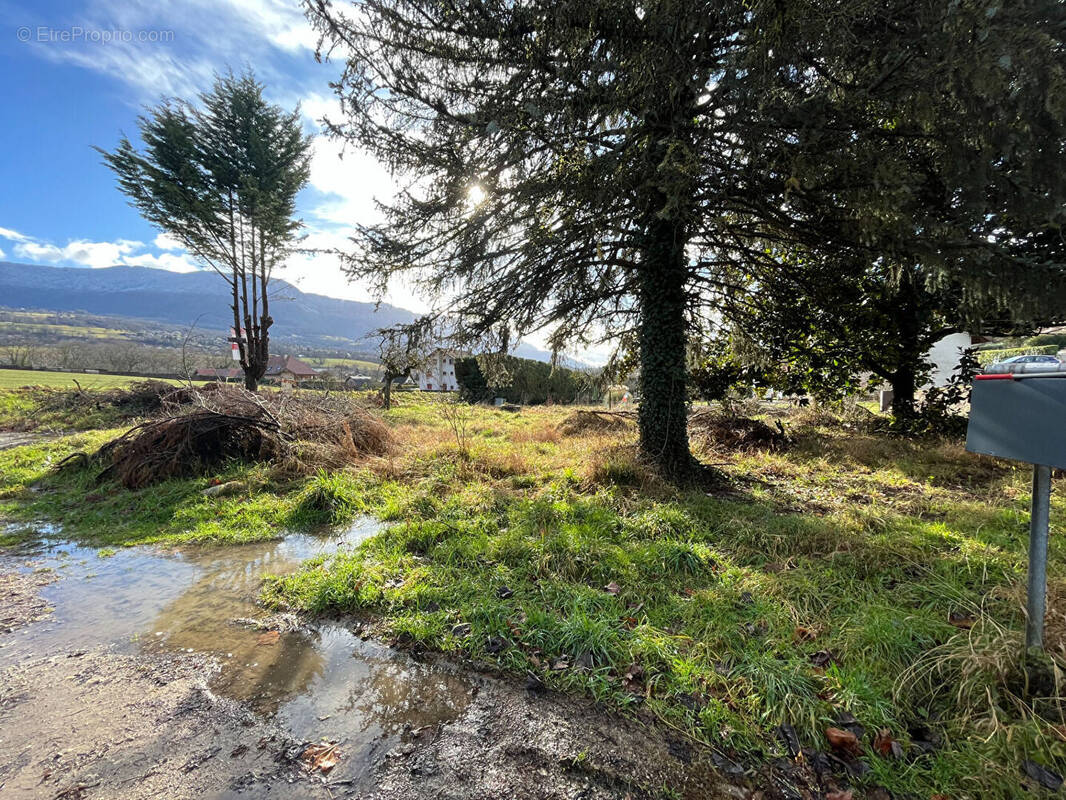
(412, 348), (464, 392)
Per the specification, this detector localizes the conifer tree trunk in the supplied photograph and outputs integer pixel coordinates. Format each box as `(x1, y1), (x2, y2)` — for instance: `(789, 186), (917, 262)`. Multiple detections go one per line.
(637, 215), (693, 478)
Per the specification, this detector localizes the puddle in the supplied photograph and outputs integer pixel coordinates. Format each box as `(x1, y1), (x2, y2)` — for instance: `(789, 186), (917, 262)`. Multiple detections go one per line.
(0, 431), (50, 451)
(0, 520), (472, 781)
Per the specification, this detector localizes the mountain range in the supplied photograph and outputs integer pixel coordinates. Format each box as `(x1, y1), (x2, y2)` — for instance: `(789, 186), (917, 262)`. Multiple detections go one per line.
(0, 261), (567, 363)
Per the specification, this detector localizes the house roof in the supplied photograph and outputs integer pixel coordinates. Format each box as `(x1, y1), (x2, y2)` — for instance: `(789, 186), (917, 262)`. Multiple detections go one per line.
(264, 355), (318, 377)
(195, 367), (242, 380)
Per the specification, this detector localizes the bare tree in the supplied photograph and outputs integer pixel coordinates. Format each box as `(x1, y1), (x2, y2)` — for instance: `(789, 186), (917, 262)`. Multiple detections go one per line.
(377, 322), (431, 410)
(2, 344), (36, 368)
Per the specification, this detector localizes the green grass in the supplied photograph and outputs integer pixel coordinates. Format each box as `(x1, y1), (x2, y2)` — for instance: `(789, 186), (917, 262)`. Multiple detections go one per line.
(305, 357), (382, 374)
(0, 394), (1063, 797)
(264, 403), (1066, 800)
(0, 430), (319, 547)
(0, 369), (183, 390)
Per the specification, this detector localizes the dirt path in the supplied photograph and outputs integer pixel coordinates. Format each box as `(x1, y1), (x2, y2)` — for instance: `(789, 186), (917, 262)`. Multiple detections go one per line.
(363, 669), (745, 800)
(0, 648), (745, 800)
(0, 650), (333, 800)
(0, 570), (57, 633)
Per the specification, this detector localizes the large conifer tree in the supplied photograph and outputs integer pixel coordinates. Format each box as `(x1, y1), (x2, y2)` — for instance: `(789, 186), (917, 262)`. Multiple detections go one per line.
(305, 0), (1065, 476)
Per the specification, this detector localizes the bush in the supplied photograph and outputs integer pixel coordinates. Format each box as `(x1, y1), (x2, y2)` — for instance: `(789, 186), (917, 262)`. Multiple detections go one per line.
(455, 354), (591, 405)
(1023, 333), (1066, 348)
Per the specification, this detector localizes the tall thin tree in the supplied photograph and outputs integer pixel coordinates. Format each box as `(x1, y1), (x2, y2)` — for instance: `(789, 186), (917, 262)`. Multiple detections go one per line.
(98, 70), (312, 391)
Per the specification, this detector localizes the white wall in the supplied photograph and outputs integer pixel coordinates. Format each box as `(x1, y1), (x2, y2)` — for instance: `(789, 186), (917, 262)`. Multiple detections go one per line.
(925, 332), (972, 387)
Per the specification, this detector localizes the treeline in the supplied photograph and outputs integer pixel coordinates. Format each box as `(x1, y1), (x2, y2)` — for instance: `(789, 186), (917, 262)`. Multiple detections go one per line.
(0, 341), (218, 376)
(454, 355), (596, 405)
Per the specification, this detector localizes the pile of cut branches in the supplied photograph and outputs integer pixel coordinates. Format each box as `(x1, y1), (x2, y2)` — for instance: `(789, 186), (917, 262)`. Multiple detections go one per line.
(35, 379), (200, 419)
(688, 408), (788, 452)
(59, 386), (392, 488)
(557, 409), (636, 436)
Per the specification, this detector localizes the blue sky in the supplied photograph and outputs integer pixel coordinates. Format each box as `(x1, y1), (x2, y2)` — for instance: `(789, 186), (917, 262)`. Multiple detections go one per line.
(0, 0), (612, 362)
(0, 0), (398, 302)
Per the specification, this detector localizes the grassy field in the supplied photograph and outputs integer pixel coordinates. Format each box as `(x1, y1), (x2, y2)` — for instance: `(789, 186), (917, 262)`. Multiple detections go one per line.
(304, 356), (383, 375)
(0, 369), (183, 390)
(0, 390), (1063, 798)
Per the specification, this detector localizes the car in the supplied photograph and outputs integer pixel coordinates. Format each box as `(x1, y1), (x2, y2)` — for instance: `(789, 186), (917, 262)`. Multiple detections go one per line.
(983, 354), (1063, 374)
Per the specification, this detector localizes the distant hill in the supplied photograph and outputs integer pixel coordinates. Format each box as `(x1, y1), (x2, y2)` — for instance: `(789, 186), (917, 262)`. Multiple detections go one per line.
(0, 262), (414, 352)
(0, 262), (583, 365)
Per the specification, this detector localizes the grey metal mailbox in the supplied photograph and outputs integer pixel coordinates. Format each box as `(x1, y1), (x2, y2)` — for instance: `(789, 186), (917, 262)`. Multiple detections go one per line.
(967, 371), (1066, 469)
(966, 370), (1066, 651)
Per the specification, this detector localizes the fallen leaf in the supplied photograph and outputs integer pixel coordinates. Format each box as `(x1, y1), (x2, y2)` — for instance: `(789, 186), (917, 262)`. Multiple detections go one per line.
(621, 662), (644, 693)
(825, 792), (853, 800)
(300, 742), (341, 774)
(809, 650), (834, 669)
(496, 585), (514, 599)
(872, 728), (895, 757)
(776, 723), (801, 758)
(604, 581), (621, 595)
(825, 727), (862, 757)
(835, 711), (865, 739)
(256, 630), (280, 646)
(793, 626), (817, 643)
(948, 611), (974, 629)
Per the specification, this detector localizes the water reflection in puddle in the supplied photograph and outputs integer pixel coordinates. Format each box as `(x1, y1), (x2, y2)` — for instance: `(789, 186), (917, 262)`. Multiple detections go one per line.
(0, 519), (472, 778)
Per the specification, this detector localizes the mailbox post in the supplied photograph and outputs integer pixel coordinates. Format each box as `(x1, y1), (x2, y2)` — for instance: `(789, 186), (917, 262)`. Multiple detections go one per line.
(966, 368), (1066, 652)
(1027, 464), (1051, 649)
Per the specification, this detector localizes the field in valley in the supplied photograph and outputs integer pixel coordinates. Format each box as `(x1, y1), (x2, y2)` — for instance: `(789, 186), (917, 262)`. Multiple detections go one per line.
(0, 368), (184, 390)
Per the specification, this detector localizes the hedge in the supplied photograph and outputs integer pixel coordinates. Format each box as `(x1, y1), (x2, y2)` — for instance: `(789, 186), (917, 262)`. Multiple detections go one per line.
(454, 355), (594, 404)
(976, 345), (1059, 367)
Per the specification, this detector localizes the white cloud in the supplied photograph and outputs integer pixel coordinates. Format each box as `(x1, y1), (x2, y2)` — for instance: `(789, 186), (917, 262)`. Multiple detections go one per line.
(0, 246), (5, 259)
(21, 0), (320, 100)
(154, 232), (183, 250)
(0, 226), (31, 242)
(3, 226), (202, 273)
(123, 251), (200, 272)
(301, 93), (396, 227)
(15, 238), (142, 269)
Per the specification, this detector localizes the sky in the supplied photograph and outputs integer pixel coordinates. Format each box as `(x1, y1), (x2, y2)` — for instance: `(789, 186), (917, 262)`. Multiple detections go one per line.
(0, 0), (614, 363)
(0, 0), (411, 306)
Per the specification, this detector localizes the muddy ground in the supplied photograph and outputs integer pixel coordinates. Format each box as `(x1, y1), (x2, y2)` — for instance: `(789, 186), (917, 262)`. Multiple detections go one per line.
(0, 570), (57, 633)
(0, 570), (771, 800)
